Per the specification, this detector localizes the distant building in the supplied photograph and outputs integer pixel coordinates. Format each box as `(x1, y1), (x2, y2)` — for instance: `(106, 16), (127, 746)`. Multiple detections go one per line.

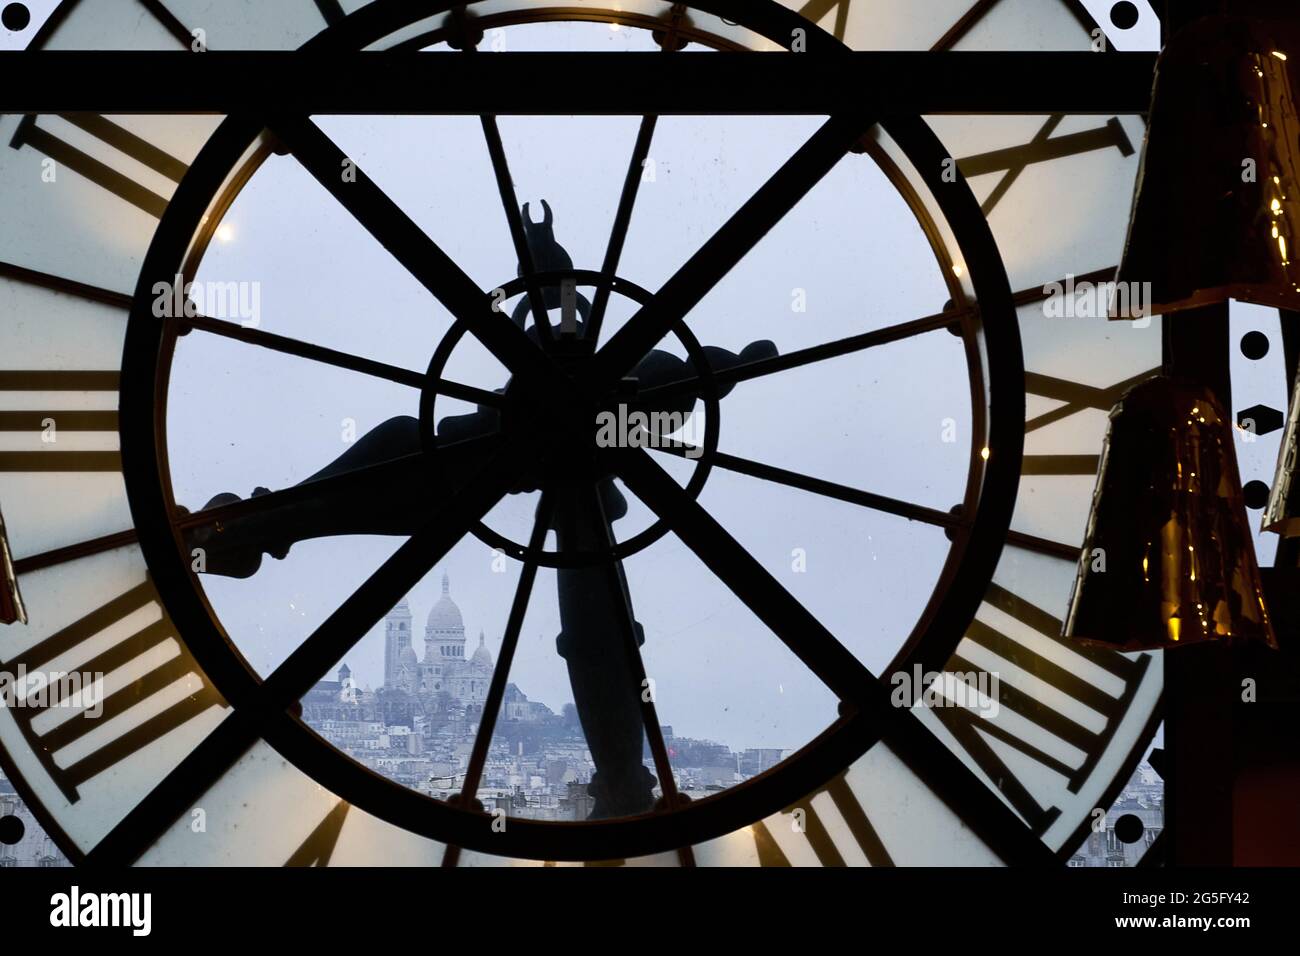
(384, 573), (496, 708)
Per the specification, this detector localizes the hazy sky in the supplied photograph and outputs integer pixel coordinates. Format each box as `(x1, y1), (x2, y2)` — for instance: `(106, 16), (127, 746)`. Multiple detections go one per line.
(164, 21), (974, 754)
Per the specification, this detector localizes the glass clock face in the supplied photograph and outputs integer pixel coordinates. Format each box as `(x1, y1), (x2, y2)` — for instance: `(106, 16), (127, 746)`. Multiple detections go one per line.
(0, 0), (1167, 867)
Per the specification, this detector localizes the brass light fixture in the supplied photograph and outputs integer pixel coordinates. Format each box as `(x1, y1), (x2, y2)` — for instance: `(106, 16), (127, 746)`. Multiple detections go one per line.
(1114, 15), (1300, 315)
(1263, 362), (1300, 535)
(0, 503), (25, 625)
(1064, 378), (1277, 651)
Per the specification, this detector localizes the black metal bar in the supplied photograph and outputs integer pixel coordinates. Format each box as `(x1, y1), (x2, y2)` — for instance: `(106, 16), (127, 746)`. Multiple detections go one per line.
(442, 491), (553, 869)
(0, 52), (1157, 114)
(615, 447), (1056, 866)
(641, 307), (966, 402)
(593, 112), (874, 386)
(616, 448), (878, 704)
(177, 312), (501, 404)
(650, 441), (965, 529)
(262, 115), (572, 399)
(479, 114), (555, 344)
(586, 116), (658, 346)
(456, 494), (551, 802)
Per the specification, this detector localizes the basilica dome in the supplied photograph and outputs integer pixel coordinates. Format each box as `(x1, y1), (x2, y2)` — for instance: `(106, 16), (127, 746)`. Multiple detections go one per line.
(426, 572), (464, 633)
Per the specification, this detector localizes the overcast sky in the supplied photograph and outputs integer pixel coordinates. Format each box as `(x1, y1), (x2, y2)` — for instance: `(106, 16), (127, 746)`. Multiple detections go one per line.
(165, 22), (973, 754)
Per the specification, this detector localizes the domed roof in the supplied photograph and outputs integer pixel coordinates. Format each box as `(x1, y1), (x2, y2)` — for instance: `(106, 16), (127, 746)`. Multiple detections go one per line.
(426, 572), (464, 632)
(471, 631), (493, 667)
(398, 645), (418, 667)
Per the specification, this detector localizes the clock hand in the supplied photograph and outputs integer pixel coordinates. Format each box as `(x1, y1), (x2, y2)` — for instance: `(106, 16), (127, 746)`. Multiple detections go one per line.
(179, 414), (501, 579)
(552, 478), (658, 818)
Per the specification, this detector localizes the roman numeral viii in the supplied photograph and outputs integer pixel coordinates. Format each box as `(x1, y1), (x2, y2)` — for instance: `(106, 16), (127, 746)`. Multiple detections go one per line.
(0, 578), (225, 803)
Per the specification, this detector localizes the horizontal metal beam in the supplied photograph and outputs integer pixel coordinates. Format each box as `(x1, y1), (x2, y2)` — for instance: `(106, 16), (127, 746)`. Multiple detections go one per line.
(0, 51), (1156, 115)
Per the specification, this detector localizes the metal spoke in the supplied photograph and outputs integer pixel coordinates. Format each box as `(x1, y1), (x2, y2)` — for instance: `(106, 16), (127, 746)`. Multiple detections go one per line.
(84, 706), (265, 865)
(615, 450), (1057, 866)
(443, 490), (554, 868)
(479, 114), (555, 344)
(12, 528), (139, 576)
(585, 114), (658, 346)
(591, 112), (874, 387)
(615, 448), (877, 704)
(178, 311), (502, 406)
(640, 305), (968, 402)
(650, 441), (965, 528)
(263, 115), (568, 395)
(87, 425), (542, 867)
(649, 443), (1077, 561)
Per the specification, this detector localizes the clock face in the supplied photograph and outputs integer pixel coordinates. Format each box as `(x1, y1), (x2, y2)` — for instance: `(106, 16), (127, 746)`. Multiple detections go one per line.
(0, 0), (1164, 867)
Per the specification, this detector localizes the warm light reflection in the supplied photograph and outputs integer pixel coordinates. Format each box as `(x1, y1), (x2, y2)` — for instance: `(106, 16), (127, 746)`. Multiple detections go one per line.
(1063, 379), (1277, 650)
(215, 223), (235, 242)
(1115, 17), (1300, 314)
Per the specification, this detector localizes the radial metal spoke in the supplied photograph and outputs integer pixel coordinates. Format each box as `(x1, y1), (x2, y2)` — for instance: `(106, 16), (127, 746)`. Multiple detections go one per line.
(443, 491), (554, 868)
(263, 115), (567, 395)
(650, 441), (963, 529)
(651, 442), (1076, 560)
(12, 528), (140, 576)
(479, 114), (555, 344)
(615, 450), (1058, 866)
(84, 705), (265, 865)
(615, 448), (878, 704)
(640, 305), (968, 402)
(585, 114), (659, 346)
(591, 112), (874, 387)
(178, 311), (502, 405)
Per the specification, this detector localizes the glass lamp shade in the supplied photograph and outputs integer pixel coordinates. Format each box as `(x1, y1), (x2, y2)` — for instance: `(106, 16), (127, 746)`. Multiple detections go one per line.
(1264, 362), (1300, 535)
(1113, 16), (1300, 315)
(0, 504), (25, 625)
(1063, 378), (1277, 651)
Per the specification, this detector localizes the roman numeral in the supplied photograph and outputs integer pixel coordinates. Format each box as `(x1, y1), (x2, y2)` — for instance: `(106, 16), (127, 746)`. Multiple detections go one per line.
(1020, 366), (1160, 477)
(931, 582), (1150, 835)
(1019, 455), (1099, 476)
(0, 578), (225, 803)
(758, 772), (895, 866)
(0, 370), (120, 472)
(957, 115), (1134, 215)
(795, 0), (853, 40)
(284, 801), (350, 866)
(9, 114), (188, 218)
(1025, 368), (1158, 434)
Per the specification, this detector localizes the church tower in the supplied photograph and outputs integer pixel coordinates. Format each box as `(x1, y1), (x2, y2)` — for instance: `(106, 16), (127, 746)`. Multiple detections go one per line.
(384, 597), (413, 690)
